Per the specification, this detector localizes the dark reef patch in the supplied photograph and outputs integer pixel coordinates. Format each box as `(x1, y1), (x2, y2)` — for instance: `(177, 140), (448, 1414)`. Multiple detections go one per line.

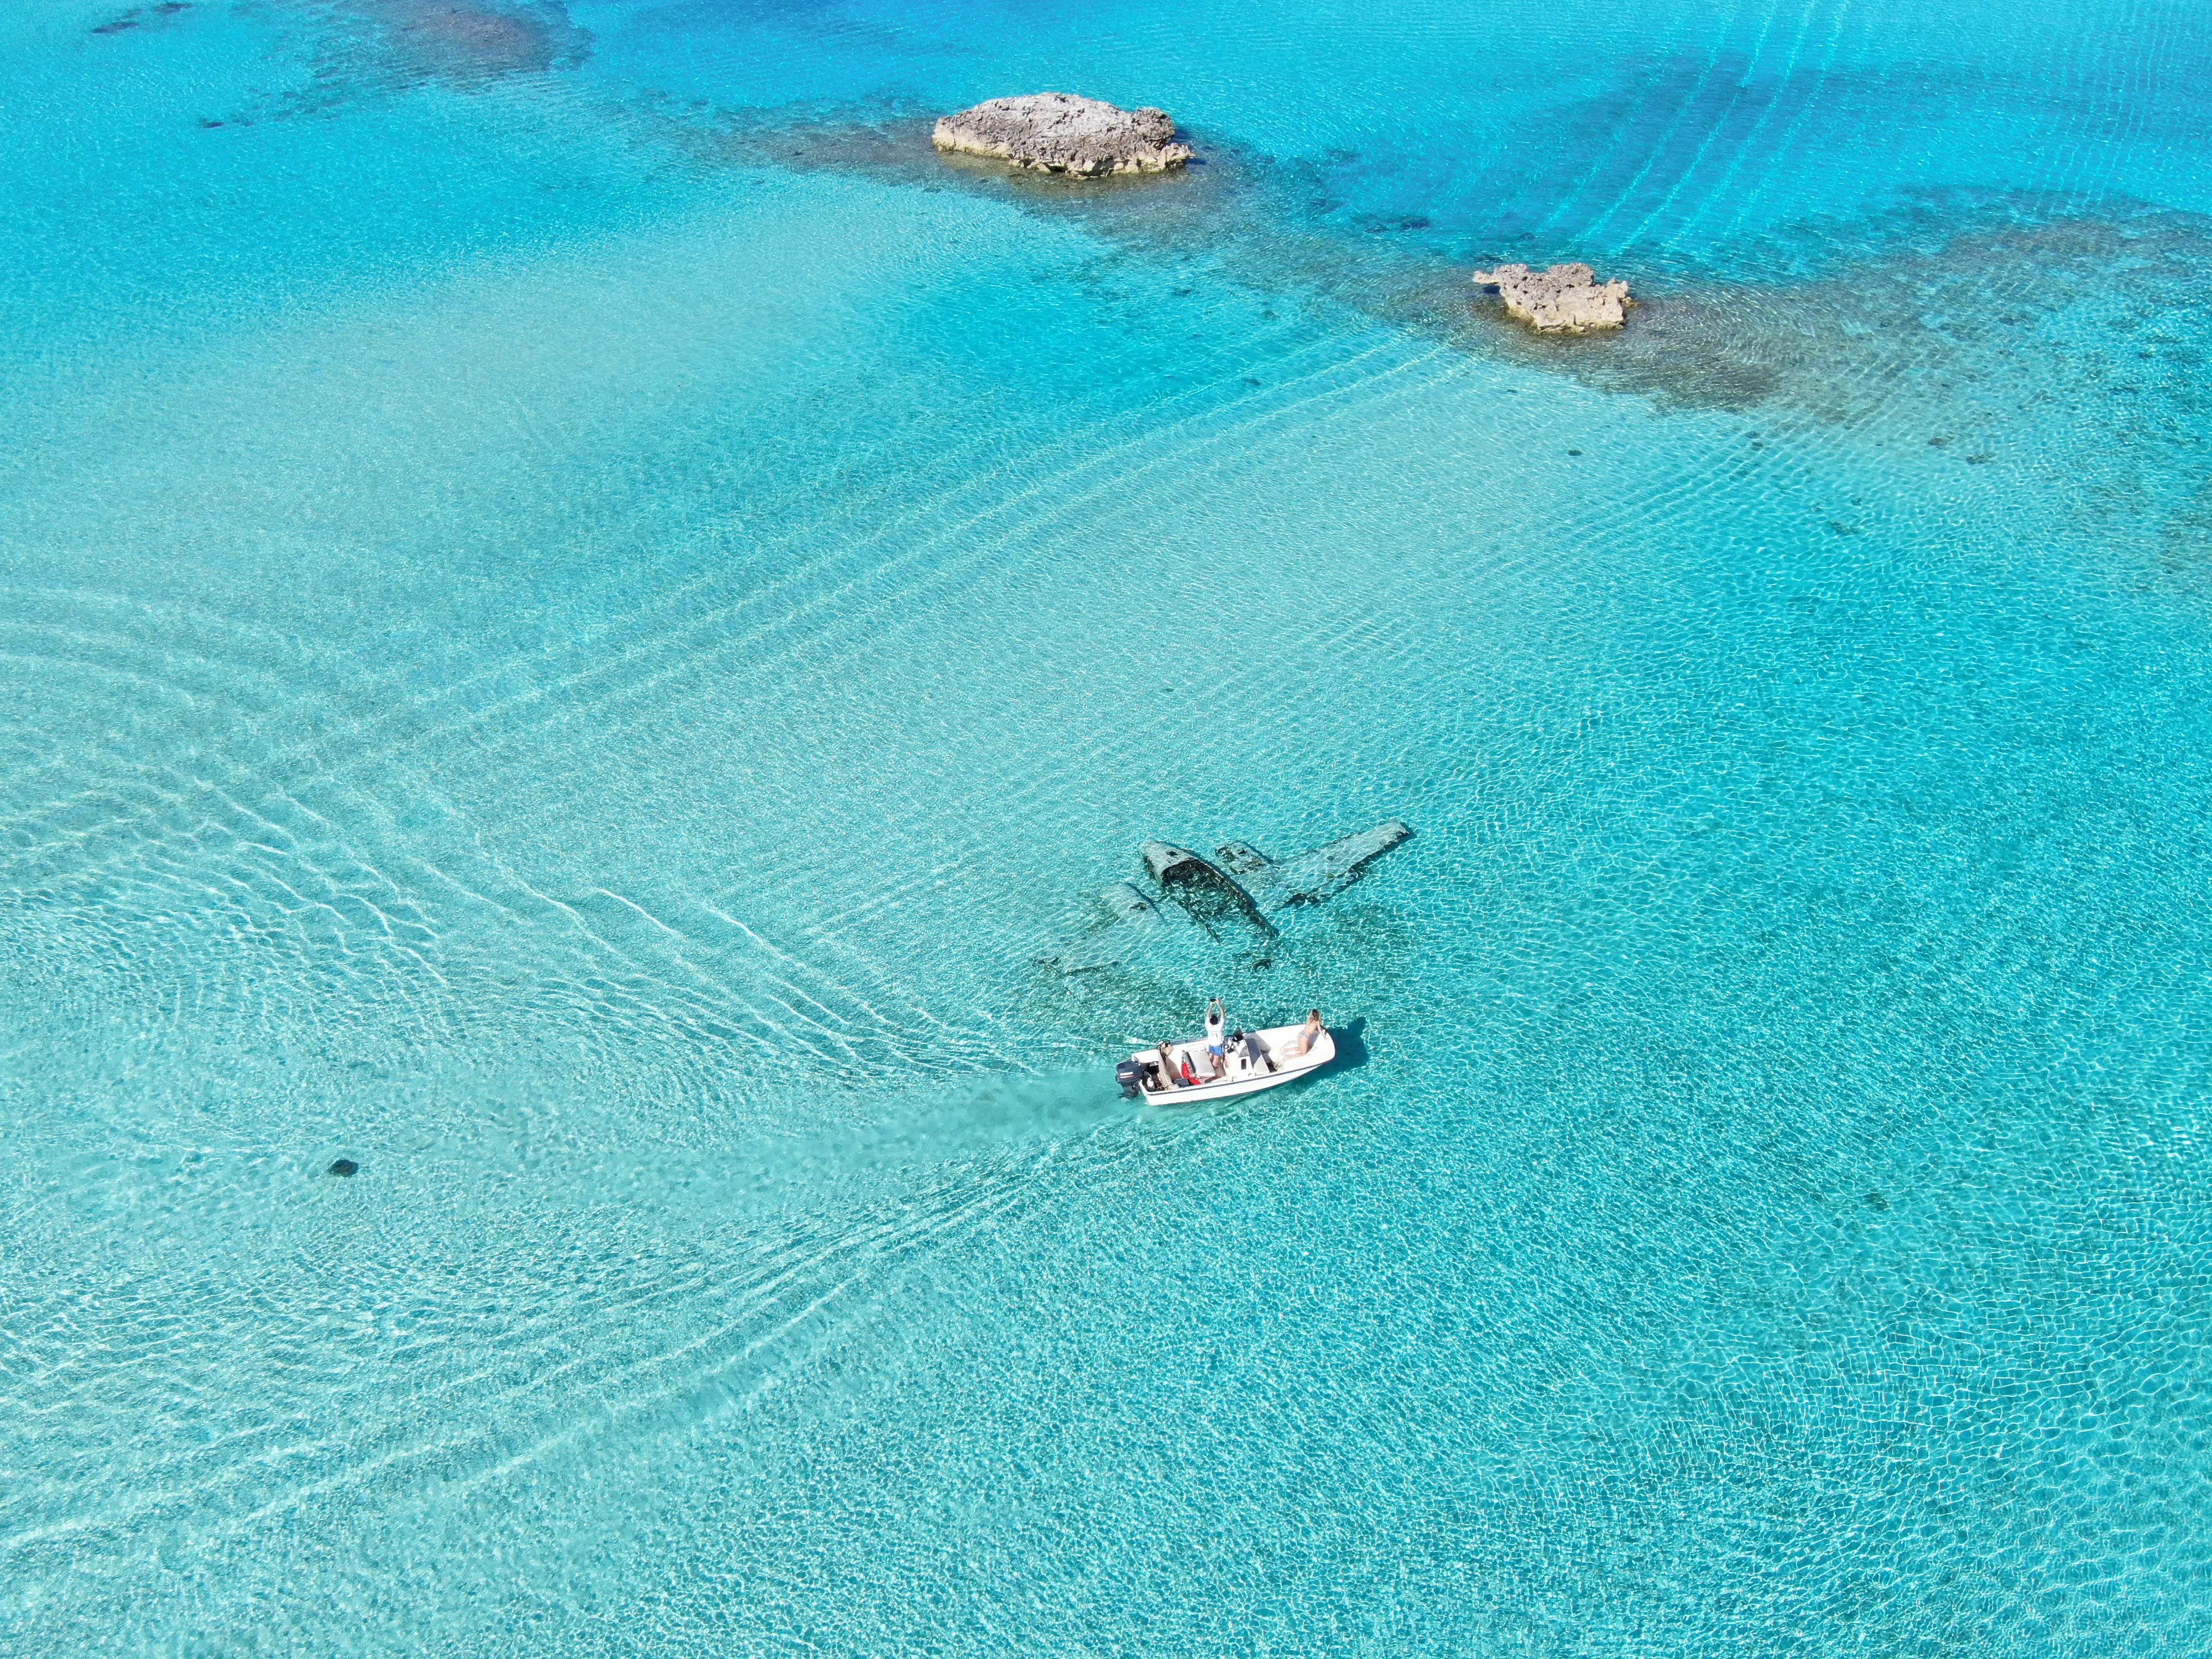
(288, 0), (591, 107)
(90, 1), (191, 35)
(1485, 213), (2210, 416)
(378, 0), (585, 82)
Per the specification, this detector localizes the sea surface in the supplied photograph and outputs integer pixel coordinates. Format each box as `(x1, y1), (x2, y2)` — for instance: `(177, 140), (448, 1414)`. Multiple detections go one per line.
(6, 0), (2212, 1652)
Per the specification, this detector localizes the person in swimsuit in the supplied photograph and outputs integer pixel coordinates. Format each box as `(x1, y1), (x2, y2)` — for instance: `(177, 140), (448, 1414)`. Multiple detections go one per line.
(1290, 1010), (1324, 1056)
(1155, 1041), (1183, 1089)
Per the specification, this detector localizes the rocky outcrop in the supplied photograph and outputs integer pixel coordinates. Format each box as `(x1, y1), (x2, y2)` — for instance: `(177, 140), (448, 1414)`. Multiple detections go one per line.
(932, 93), (1193, 177)
(1471, 262), (1631, 332)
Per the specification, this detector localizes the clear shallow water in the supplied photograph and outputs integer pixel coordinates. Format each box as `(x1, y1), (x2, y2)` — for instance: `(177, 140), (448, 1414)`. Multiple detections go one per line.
(6, 0), (2212, 1652)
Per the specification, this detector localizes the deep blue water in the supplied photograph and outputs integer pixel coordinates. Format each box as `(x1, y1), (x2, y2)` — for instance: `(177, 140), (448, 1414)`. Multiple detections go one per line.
(6, 0), (2212, 1652)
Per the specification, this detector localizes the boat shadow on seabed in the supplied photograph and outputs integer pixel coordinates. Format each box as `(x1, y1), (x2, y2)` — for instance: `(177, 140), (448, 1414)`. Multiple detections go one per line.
(1329, 1015), (1369, 1074)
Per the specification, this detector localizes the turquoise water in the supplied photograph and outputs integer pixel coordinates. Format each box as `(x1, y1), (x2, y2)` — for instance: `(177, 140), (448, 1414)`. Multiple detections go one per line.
(7, 0), (2212, 1650)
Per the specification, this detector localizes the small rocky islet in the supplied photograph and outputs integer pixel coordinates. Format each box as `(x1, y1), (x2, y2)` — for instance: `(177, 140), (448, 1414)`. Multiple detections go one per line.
(1471, 262), (1633, 332)
(931, 92), (1194, 177)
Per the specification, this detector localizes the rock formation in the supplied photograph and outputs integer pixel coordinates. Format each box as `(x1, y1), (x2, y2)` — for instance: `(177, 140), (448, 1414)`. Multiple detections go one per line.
(932, 93), (1194, 178)
(1471, 262), (1631, 332)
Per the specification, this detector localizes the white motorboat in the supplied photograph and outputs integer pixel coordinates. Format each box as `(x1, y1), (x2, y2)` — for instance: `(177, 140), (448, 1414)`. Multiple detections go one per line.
(1118, 1021), (1336, 1103)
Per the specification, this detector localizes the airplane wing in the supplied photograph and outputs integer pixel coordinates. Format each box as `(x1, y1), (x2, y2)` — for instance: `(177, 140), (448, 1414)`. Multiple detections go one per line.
(1239, 820), (1412, 911)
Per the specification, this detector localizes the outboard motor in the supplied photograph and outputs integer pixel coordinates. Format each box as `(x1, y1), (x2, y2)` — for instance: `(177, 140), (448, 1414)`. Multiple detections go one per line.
(1115, 1058), (1149, 1099)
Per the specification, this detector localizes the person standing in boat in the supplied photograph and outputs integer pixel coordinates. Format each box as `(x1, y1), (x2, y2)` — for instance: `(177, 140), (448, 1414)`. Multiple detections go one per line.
(1204, 998), (1228, 1075)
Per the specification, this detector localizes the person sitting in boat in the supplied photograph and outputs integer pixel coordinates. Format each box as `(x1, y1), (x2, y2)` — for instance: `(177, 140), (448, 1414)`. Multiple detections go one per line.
(1178, 1049), (1204, 1088)
(1287, 1009), (1324, 1056)
(1154, 1041), (1183, 1089)
(1204, 999), (1228, 1070)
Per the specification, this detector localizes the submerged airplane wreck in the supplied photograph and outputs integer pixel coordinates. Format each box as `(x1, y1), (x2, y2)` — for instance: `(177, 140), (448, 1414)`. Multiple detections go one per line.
(1044, 821), (1412, 975)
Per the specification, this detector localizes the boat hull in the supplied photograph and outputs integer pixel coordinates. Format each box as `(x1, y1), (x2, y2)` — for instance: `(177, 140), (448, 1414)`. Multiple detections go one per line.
(1129, 1022), (1335, 1103)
